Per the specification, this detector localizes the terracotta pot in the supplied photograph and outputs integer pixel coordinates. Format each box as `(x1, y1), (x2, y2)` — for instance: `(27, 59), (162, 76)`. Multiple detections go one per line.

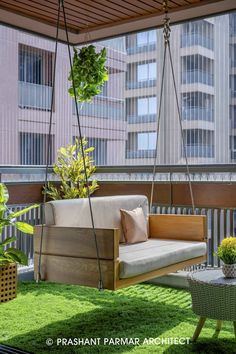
(222, 263), (236, 278)
(0, 263), (17, 303)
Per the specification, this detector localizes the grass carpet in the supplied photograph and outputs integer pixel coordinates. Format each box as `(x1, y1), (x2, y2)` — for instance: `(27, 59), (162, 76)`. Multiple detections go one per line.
(0, 282), (235, 354)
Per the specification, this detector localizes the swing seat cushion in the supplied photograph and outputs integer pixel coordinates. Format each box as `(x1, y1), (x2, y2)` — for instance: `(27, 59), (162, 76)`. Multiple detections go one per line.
(45, 195), (149, 243)
(119, 239), (207, 279)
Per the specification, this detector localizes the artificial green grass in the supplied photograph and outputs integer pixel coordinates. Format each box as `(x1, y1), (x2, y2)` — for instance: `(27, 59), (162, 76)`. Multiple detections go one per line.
(0, 282), (235, 354)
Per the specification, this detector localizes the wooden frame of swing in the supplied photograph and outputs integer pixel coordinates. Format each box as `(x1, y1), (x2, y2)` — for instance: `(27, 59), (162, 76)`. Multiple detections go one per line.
(34, 213), (207, 290)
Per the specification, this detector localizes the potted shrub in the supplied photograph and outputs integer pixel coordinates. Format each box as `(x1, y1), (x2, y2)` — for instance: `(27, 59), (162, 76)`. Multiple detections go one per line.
(0, 183), (38, 302)
(45, 138), (99, 200)
(216, 237), (236, 278)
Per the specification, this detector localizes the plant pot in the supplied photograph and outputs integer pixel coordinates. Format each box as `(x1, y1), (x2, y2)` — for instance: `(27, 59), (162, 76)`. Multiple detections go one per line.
(0, 263), (17, 303)
(222, 263), (236, 278)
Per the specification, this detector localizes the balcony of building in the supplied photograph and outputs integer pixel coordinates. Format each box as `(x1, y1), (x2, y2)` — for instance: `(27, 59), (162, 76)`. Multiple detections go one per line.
(181, 69), (214, 86)
(181, 33), (214, 50)
(181, 54), (214, 86)
(182, 107), (214, 121)
(181, 20), (214, 50)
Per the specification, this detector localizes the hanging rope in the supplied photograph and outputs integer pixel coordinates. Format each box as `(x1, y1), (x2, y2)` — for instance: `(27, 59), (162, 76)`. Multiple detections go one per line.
(36, 1), (61, 283)
(150, 0), (196, 214)
(37, 0), (104, 290)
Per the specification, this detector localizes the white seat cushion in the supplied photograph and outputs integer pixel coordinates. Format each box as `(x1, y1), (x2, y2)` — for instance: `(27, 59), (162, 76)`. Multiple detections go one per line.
(119, 238), (206, 279)
(45, 195), (148, 243)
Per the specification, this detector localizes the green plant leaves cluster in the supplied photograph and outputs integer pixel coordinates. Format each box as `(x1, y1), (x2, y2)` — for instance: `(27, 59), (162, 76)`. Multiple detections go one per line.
(0, 183), (38, 266)
(68, 45), (108, 102)
(216, 236), (236, 264)
(45, 138), (99, 200)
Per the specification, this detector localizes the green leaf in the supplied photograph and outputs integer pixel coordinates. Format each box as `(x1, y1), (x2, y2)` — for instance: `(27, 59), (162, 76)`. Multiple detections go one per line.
(10, 204), (39, 218)
(5, 248), (28, 265)
(15, 222), (34, 234)
(1, 236), (17, 246)
(0, 183), (9, 204)
(0, 257), (11, 264)
(0, 218), (12, 227)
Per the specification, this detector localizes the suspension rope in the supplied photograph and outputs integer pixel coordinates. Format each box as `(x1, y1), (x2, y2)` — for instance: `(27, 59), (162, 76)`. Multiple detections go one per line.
(150, 0), (196, 214)
(150, 45), (167, 211)
(36, 1), (61, 283)
(61, 1), (104, 290)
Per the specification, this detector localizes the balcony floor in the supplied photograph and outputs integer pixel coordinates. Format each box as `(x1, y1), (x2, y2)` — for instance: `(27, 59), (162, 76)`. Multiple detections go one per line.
(0, 282), (235, 354)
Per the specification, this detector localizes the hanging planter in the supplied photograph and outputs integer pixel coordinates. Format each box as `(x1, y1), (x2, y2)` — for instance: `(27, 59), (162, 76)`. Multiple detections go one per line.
(68, 45), (109, 103)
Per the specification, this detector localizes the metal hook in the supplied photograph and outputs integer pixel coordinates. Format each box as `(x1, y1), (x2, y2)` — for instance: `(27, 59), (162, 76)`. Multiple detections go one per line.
(163, 0), (171, 43)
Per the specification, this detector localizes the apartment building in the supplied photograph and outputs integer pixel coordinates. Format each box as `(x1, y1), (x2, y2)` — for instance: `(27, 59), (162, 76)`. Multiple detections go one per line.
(0, 11), (235, 167)
(125, 14), (234, 165)
(0, 26), (126, 166)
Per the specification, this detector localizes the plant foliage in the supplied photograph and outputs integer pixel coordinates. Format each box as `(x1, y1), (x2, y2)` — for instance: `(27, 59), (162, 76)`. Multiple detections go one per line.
(68, 45), (109, 102)
(45, 138), (99, 200)
(216, 237), (236, 264)
(0, 183), (38, 265)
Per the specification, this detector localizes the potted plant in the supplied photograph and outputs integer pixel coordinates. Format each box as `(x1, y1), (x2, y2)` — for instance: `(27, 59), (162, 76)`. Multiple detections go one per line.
(216, 237), (236, 278)
(45, 138), (99, 200)
(68, 45), (108, 103)
(0, 183), (38, 302)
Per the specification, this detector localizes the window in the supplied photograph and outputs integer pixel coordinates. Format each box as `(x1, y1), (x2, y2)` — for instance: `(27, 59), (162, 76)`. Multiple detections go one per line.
(138, 132), (156, 150)
(19, 44), (52, 86)
(87, 138), (107, 166)
(137, 30), (156, 47)
(137, 97), (157, 115)
(20, 133), (54, 165)
(231, 136), (236, 151)
(137, 62), (156, 82)
(18, 45), (53, 110)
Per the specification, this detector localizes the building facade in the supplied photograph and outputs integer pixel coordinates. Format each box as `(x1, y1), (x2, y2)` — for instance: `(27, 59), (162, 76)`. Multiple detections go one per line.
(0, 11), (235, 166)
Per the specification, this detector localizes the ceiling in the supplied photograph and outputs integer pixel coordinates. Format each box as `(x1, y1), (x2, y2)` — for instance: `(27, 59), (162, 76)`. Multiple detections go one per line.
(0, 0), (235, 44)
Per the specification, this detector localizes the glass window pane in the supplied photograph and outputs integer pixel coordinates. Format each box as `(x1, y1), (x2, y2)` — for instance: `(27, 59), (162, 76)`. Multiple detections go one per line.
(148, 63), (156, 80)
(149, 30), (156, 43)
(149, 97), (157, 114)
(137, 32), (148, 46)
(137, 64), (148, 81)
(138, 133), (148, 150)
(138, 98), (148, 115)
(148, 132), (157, 149)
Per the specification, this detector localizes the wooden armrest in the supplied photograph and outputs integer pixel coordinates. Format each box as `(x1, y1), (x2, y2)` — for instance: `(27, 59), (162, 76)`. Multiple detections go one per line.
(149, 214), (207, 242)
(34, 225), (120, 260)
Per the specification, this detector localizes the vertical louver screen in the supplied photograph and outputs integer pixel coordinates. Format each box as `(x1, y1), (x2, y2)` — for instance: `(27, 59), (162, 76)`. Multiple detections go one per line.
(0, 12), (235, 166)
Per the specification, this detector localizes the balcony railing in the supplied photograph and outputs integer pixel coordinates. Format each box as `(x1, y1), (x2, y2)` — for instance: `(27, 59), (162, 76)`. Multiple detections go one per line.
(127, 113), (156, 124)
(126, 150), (156, 159)
(73, 100), (125, 120)
(231, 59), (236, 67)
(181, 33), (214, 50)
(231, 150), (236, 159)
(126, 43), (156, 55)
(185, 144), (214, 158)
(126, 79), (156, 90)
(182, 107), (214, 121)
(1, 165), (236, 269)
(182, 70), (214, 86)
(18, 81), (52, 110)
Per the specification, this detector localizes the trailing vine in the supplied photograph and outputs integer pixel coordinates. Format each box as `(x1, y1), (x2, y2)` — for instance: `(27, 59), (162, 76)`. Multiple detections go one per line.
(68, 45), (109, 102)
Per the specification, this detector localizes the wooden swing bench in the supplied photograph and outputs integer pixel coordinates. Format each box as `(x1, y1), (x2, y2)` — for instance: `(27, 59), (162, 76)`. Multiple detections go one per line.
(34, 195), (207, 290)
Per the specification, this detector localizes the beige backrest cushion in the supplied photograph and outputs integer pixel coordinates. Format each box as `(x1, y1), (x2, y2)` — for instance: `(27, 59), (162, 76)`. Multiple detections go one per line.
(45, 195), (148, 243)
(120, 207), (148, 244)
